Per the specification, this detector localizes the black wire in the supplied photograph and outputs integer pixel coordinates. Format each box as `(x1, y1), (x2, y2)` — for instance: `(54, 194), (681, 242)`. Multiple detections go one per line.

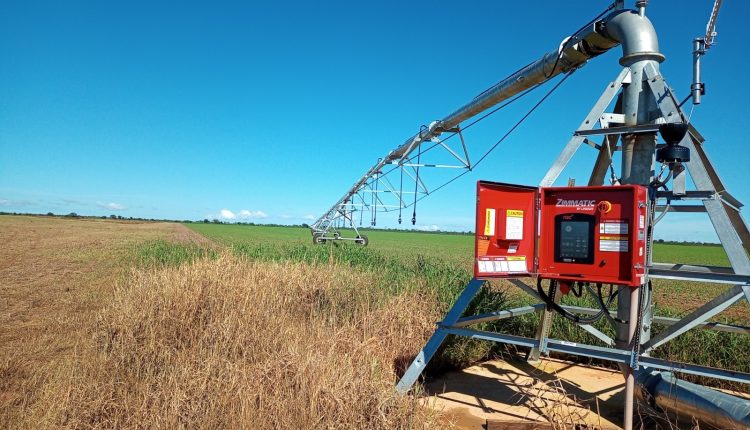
(536, 278), (606, 325)
(596, 283), (627, 324)
(400, 71), (572, 207)
(678, 93), (692, 108)
(377, 83), (543, 180)
(366, 64), (570, 219)
(373, 166), (380, 226)
(362, 196), (367, 227)
(398, 164), (403, 224)
(571, 282), (584, 298)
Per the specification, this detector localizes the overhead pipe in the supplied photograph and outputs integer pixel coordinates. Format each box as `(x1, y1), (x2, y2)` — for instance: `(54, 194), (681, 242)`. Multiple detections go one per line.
(313, 6), (625, 231)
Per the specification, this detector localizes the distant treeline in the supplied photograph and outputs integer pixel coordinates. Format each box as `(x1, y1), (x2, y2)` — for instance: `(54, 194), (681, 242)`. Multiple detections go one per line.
(0, 211), (472, 234)
(0, 211), (722, 245)
(0, 211), (238, 226)
(653, 239), (722, 247)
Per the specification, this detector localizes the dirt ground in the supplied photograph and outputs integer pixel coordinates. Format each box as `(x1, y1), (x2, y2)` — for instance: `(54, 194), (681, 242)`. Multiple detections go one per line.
(425, 356), (627, 429)
(0, 215), (203, 425)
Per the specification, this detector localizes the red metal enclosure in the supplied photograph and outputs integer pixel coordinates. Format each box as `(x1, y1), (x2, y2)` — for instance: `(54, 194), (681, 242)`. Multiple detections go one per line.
(475, 182), (537, 277)
(537, 185), (648, 287)
(475, 181), (648, 287)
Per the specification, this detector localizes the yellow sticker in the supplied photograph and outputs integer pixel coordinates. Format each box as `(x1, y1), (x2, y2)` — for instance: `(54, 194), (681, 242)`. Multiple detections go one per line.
(506, 256), (526, 261)
(506, 209), (524, 217)
(484, 208), (496, 236)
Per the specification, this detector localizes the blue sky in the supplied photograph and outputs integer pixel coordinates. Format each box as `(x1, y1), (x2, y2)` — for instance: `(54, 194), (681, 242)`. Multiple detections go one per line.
(1, 1), (748, 242)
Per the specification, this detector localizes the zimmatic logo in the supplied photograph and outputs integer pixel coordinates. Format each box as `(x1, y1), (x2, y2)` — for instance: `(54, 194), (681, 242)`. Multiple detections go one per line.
(556, 198), (596, 207)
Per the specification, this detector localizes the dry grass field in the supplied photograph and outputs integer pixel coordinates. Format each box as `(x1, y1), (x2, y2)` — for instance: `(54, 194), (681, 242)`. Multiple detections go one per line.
(0, 216), (442, 428)
(0, 216), (206, 427)
(2, 215), (747, 429)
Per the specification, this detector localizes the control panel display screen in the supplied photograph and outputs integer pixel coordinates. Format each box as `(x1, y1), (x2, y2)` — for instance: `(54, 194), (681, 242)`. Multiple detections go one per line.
(554, 214), (595, 264)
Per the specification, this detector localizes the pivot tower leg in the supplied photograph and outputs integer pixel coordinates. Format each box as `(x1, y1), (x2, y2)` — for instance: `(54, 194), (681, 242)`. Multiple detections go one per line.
(395, 278), (484, 393)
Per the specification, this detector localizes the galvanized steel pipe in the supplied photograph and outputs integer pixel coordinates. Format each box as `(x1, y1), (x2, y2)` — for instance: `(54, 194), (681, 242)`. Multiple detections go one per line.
(313, 9), (625, 232)
(638, 371), (750, 429)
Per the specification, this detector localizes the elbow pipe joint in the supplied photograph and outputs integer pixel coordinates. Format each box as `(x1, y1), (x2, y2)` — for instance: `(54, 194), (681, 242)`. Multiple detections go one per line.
(601, 9), (665, 66)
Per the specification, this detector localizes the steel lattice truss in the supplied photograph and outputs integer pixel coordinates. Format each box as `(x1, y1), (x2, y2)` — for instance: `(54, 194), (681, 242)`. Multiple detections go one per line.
(312, 126), (472, 240)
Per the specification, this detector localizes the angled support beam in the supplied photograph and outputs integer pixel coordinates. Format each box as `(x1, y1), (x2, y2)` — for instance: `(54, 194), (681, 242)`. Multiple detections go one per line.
(508, 278), (555, 362)
(509, 278), (542, 300)
(541, 68), (630, 187)
(453, 304), (544, 328)
(642, 284), (747, 352)
(437, 327), (750, 384)
(589, 95), (623, 186)
(395, 278), (484, 393)
(579, 323), (615, 346)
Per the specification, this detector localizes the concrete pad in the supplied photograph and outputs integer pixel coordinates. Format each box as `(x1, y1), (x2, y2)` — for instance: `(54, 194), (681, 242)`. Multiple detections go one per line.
(423, 355), (627, 429)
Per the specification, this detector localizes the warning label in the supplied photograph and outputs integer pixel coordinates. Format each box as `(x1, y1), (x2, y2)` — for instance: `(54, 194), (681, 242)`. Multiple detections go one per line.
(505, 209), (524, 240)
(599, 236), (629, 252)
(477, 256), (527, 274)
(599, 221), (628, 235)
(477, 238), (490, 256)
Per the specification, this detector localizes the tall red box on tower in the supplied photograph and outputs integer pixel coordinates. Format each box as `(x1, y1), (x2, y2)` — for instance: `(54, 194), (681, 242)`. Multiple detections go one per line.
(475, 181), (648, 287)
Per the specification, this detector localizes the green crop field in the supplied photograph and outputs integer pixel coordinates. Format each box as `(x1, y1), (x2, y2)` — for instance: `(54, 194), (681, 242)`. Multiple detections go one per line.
(186, 223), (744, 323)
(187, 223), (730, 266)
(184, 222), (749, 390)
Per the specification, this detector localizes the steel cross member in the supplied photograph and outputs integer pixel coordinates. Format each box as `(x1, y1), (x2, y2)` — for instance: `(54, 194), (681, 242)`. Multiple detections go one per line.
(395, 277), (750, 394)
(395, 278), (484, 393)
(539, 67), (630, 187)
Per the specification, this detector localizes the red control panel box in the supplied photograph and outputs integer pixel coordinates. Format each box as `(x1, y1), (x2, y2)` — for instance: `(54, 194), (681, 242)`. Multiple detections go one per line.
(475, 181), (648, 286)
(475, 182), (537, 277)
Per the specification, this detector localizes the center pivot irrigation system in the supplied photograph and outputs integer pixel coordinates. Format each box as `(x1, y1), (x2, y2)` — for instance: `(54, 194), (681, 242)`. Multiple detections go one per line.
(313, 1), (750, 428)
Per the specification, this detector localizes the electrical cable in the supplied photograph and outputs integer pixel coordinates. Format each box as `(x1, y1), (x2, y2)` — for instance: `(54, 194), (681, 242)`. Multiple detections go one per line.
(653, 203), (670, 225)
(317, 1), (618, 228)
(362, 196), (367, 227)
(536, 278), (609, 325)
(378, 83), (542, 180)
(571, 282), (584, 298)
(353, 67), (571, 221)
(405, 71), (573, 206)
(373, 169), (379, 226)
(596, 283), (627, 324)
